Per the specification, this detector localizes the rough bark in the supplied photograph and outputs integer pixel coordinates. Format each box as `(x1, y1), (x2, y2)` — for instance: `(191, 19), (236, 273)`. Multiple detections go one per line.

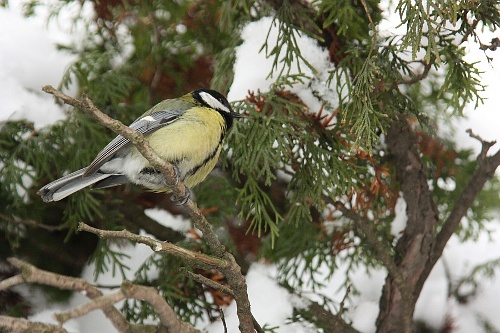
(375, 118), (500, 332)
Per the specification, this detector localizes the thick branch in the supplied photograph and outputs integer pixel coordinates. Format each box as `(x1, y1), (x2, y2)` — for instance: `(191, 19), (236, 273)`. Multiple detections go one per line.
(42, 85), (256, 333)
(121, 281), (199, 333)
(54, 280), (199, 333)
(387, 118), (438, 257)
(78, 222), (227, 269)
(6, 257), (131, 333)
(0, 316), (68, 333)
(376, 118), (440, 333)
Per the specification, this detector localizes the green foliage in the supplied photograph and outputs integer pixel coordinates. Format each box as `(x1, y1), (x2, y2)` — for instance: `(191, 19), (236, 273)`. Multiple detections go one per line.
(262, 0), (321, 78)
(2, 0), (500, 330)
(317, 0), (381, 40)
(439, 46), (485, 113)
(90, 239), (131, 280)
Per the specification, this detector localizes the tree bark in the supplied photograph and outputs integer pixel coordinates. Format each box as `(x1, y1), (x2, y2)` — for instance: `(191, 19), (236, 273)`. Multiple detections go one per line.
(375, 119), (500, 333)
(376, 117), (438, 333)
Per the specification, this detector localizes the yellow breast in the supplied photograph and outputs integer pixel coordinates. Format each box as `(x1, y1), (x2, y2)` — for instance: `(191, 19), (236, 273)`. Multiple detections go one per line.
(144, 107), (226, 189)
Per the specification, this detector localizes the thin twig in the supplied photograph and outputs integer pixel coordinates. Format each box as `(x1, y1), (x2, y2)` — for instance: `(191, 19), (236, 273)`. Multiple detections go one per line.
(332, 201), (407, 297)
(179, 268), (265, 333)
(432, 131), (500, 266)
(78, 222), (227, 269)
(42, 85), (257, 333)
(0, 212), (67, 232)
(398, 60), (433, 85)
(54, 290), (126, 324)
(0, 274), (24, 291)
(220, 307), (228, 333)
(179, 267), (234, 297)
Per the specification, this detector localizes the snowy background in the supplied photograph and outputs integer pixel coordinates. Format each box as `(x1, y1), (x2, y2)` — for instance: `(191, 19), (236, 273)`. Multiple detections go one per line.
(1, 0), (500, 332)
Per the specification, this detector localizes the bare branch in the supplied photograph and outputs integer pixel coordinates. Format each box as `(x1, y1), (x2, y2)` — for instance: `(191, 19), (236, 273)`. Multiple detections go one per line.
(6, 257), (131, 333)
(398, 60), (433, 85)
(179, 267), (234, 297)
(432, 132), (500, 266)
(3, 258), (199, 333)
(42, 85), (257, 333)
(54, 290), (126, 325)
(0, 212), (67, 232)
(376, 117), (440, 333)
(78, 222), (227, 269)
(41, 85), (183, 197)
(0, 274), (24, 291)
(308, 301), (361, 333)
(120, 280), (200, 333)
(0, 315), (68, 333)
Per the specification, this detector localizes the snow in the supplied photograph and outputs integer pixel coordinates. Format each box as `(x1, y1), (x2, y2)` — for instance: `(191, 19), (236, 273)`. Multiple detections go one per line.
(144, 207), (192, 233)
(390, 195), (407, 239)
(2, 0), (500, 332)
(0, 1), (82, 128)
(229, 16), (343, 116)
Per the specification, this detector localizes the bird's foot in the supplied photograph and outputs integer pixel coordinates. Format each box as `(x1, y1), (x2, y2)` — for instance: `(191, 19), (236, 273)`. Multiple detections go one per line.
(169, 164), (181, 186)
(170, 187), (191, 206)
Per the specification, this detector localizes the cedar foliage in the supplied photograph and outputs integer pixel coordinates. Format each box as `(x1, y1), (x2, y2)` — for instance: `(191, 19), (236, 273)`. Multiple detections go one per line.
(1, 0), (500, 331)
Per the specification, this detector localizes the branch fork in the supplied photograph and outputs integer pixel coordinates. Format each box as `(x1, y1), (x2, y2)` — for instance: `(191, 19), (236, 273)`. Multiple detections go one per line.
(38, 85), (257, 333)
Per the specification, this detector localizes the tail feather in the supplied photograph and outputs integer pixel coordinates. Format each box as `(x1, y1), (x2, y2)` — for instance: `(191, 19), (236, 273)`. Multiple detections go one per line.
(37, 168), (111, 202)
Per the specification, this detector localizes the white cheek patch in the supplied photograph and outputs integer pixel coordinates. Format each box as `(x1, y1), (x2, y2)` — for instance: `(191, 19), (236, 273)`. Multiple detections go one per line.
(199, 91), (230, 113)
(140, 115), (156, 122)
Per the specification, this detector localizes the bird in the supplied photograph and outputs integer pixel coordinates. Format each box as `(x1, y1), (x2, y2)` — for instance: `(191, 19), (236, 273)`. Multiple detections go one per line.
(37, 89), (242, 204)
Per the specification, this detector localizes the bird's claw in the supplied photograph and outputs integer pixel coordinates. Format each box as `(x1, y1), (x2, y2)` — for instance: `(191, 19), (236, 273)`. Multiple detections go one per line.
(170, 164), (181, 186)
(170, 187), (191, 206)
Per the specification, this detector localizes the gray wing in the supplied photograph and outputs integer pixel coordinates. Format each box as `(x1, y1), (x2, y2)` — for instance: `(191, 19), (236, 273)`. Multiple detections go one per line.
(83, 109), (185, 176)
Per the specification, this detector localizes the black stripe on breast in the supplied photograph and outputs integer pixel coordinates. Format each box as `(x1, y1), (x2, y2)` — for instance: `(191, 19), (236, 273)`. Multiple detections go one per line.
(185, 143), (222, 178)
(185, 123), (227, 178)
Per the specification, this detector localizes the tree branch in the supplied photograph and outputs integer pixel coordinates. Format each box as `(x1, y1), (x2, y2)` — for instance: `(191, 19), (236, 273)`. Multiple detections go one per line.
(78, 222), (227, 269)
(3, 258), (199, 333)
(54, 290), (126, 325)
(398, 60), (433, 85)
(332, 201), (406, 295)
(5, 257), (131, 333)
(0, 274), (24, 290)
(0, 315), (68, 333)
(179, 267), (234, 297)
(376, 117), (440, 333)
(120, 280), (199, 333)
(54, 280), (200, 333)
(432, 130), (500, 266)
(308, 301), (360, 333)
(0, 212), (67, 232)
(42, 85), (256, 333)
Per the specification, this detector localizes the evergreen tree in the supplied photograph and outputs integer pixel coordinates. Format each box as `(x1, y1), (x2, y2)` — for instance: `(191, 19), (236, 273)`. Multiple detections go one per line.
(1, 0), (500, 332)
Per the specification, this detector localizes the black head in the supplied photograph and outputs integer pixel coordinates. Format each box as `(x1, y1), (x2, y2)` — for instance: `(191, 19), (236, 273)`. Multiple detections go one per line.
(192, 89), (243, 128)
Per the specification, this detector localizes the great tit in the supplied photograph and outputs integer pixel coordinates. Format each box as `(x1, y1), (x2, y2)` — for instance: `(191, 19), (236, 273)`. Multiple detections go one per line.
(37, 89), (242, 203)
